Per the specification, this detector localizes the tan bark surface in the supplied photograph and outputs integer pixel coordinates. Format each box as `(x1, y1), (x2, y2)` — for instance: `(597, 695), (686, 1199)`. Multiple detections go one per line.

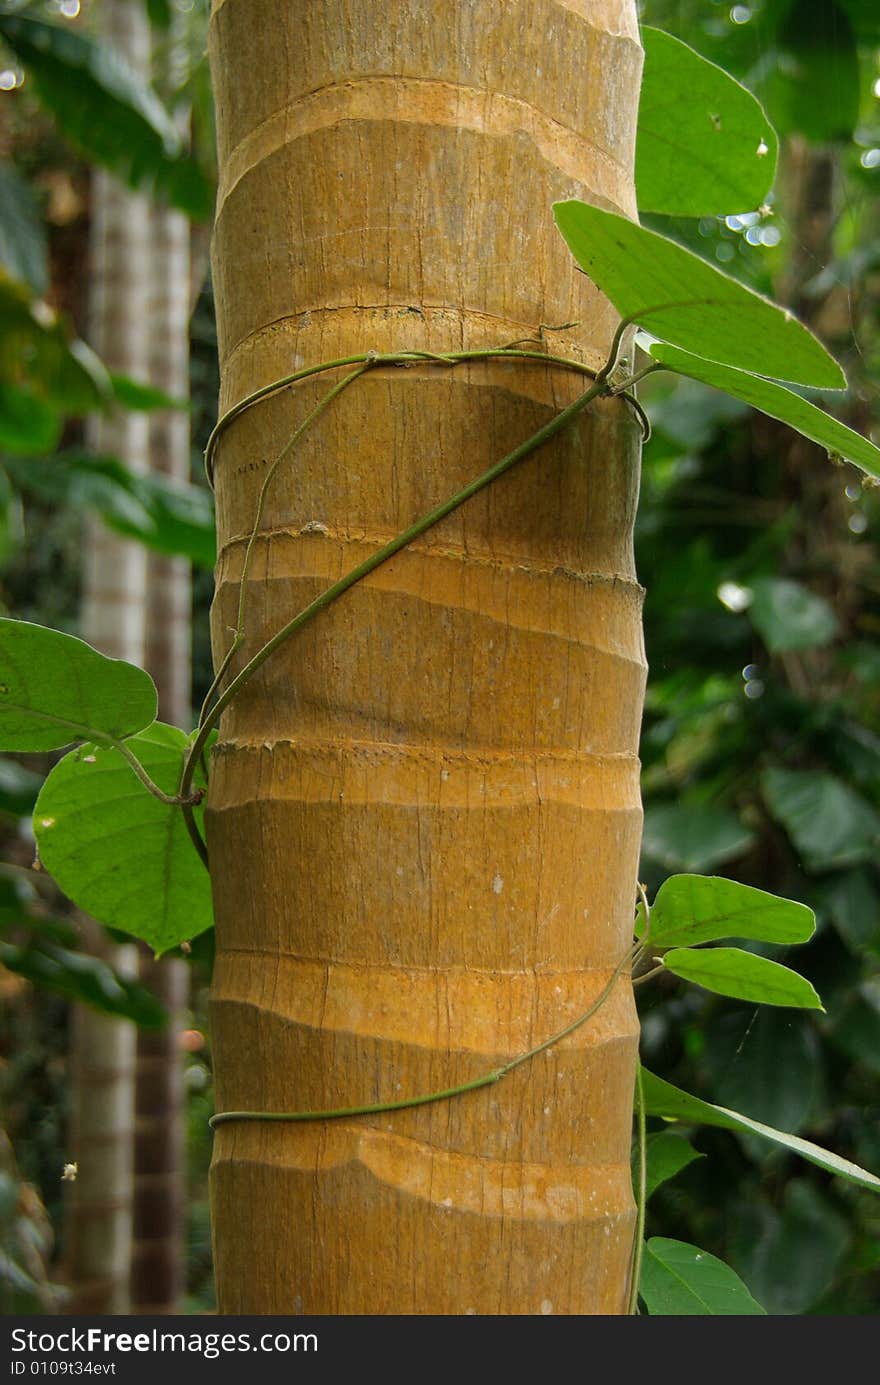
(207, 0), (645, 1314)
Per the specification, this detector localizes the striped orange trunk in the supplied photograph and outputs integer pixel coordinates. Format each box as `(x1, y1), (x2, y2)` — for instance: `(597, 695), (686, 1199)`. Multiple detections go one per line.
(207, 0), (645, 1314)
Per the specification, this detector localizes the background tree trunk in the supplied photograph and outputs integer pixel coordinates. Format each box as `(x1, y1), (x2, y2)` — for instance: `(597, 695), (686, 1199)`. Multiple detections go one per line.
(63, 0), (151, 1315)
(207, 0), (645, 1314)
(130, 10), (195, 1312)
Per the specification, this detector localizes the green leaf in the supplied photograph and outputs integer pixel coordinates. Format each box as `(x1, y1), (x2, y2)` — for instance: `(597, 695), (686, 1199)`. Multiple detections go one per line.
(636, 29), (777, 217)
(663, 945), (824, 1010)
(748, 577), (839, 653)
(146, 0), (174, 29)
(830, 986), (880, 1076)
(637, 1131), (703, 1201)
(706, 1009), (824, 1134)
(0, 939), (166, 1028)
(762, 768), (880, 872)
(0, 274), (109, 416)
(640, 1238), (765, 1315)
(763, 0), (859, 143)
(643, 341), (880, 478)
(33, 723), (213, 956)
(0, 464), (23, 565)
(109, 373), (189, 413)
(0, 382), (61, 456)
(733, 1181), (849, 1316)
(648, 874), (815, 949)
(641, 803), (754, 873)
(0, 618), (157, 753)
(0, 163), (48, 296)
(552, 200), (845, 389)
(823, 869), (880, 952)
(641, 1068), (880, 1193)
(4, 454), (216, 570)
(0, 13), (214, 222)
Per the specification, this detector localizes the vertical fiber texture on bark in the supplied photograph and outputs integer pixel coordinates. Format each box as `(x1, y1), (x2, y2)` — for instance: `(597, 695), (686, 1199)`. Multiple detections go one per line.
(64, 0), (151, 1317)
(208, 0), (645, 1314)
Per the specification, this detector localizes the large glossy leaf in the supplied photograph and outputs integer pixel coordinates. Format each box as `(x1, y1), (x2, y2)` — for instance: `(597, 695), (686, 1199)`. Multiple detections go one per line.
(663, 946), (823, 1010)
(5, 454), (215, 569)
(640, 1238), (765, 1315)
(33, 722), (212, 956)
(636, 29), (777, 217)
(648, 875), (815, 949)
(641, 1068), (880, 1193)
(641, 803), (754, 873)
(0, 618), (157, 752)
(762, 768), (880, 872)
(0, 13), (213, 222)
(0, 163), (48, 296)
(644, 341), (880, 478)
(553, 201), (844, 389)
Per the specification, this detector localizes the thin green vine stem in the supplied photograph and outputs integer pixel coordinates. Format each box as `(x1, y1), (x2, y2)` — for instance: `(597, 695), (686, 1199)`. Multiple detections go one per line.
(203, 347), (604, 485)
(113, 739), (201, 807)
(180, 372), (608, 817)
(209, 938), (639, 1129)
(629, 1060), (647, 1315)
(197, 365), (370, 729)
(627, 881), (652, 1314)
(632, 961), (666, 987)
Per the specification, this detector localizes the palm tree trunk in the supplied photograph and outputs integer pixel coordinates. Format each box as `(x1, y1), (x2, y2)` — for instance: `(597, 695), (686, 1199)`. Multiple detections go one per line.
(63, 0), (151, 1317)
(207, 0), (645, 1314)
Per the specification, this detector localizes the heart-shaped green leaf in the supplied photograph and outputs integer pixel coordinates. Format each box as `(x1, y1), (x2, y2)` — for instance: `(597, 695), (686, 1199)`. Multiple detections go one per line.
(644, 341), (880, 477)
(663, 945), (824, 1010)
(0, 618), (157, 752)
(641, 1068), (880, 1193)
(648, 875), (815, 949)
(553, 200), (844, 389)
(33, 722), (212, 956)
(636, 28), (777, 216)
(640, 1238), (765, 1315)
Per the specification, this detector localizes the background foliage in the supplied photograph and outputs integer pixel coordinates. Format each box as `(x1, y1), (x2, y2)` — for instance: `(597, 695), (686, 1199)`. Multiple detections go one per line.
(636, 0), (880, 1315)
